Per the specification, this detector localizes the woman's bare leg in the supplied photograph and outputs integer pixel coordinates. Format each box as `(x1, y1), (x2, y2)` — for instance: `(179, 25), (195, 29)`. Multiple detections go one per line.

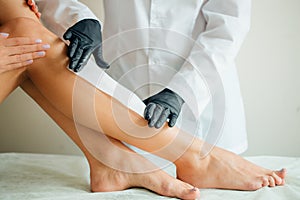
(0, 0), (39, 24)
(0, 1), (286, 191)
(0, 0), (43, 103)
(0, 67), (27, 103)
(21, 79), (199, 199)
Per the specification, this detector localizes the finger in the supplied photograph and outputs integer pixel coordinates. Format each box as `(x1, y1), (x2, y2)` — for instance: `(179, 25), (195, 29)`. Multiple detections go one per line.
(155, 108), (170, 129)
(63, 30), (73, 40)
(8, 43), (50, 56)
(0, 33), (9, 46)
(68, 37), (79, 58)
(7, 51), (46, 65)
(74, 49), (93, 72)
(168, 113), (178, 127)
(5, 60), (33, 71)
(0, 33), (9, 40)
(27, 0), (34, 6)
(69, 48), (84, 71)
(32, 5), (39, 14)
(4, 37), (43, 47)
(144, 103), (156, 120)
(93, 46), (110, 69)
(149, 104), (163, 128)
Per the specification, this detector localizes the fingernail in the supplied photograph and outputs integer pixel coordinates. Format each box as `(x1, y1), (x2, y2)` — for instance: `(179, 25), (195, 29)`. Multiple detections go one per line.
(42, 44), (50, 49)
(35, 39), (42, 43)
(0, 33), (9, 37)
(37, 51), (46, 56)
(190, 187), (197, 192)
(26, 60), (33, 64)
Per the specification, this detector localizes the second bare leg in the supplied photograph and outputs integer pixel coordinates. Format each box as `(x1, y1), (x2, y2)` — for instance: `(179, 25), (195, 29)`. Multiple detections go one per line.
(21, 79), (199, 199)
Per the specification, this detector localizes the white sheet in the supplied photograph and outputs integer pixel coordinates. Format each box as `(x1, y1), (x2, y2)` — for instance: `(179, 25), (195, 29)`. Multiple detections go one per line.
(0, 153), (299, 200)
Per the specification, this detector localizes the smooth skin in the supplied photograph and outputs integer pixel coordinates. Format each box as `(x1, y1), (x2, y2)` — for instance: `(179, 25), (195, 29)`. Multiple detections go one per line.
(0, 0), (286, 199)
(0, 33), (49, 74)
(0, 34), (49, 102)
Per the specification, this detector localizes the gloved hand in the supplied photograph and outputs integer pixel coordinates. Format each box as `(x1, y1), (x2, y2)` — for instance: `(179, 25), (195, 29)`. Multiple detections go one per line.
(63, 19), (109, 72)
(143, 88), (184, 129)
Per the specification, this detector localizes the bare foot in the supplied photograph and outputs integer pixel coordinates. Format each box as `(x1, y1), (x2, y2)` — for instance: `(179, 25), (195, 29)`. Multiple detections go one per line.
(89, 160), (200, 199)
(85, 138), (200, 200)
(175, 140), (287, 190)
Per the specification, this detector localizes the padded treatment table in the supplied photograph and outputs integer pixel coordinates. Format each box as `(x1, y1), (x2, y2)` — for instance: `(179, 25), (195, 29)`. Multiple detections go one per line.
(0, 153), (299, 200)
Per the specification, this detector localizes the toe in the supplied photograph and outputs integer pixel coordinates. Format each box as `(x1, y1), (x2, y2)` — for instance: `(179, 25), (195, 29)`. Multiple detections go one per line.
(268, 176), (276, 187)
(275, 168), (287, 180)
(162, 180), (200, 200)
(271, 171), (283, 185)
(143, 173), (200, 200)
(179, 186), (200, 200)
(262, 177), (269, 187)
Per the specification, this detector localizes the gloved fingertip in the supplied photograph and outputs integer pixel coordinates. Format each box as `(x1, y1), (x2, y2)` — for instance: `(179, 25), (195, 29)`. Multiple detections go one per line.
(155, 114), (169, 129)
(148, 121), (155, 128)
(168, 121), (176, 127)
(144, 103), (156, 119)
(73, 65), (82, 73)
(144, 114), (150, 120)
(169, 117), (177, 128)
(63, 31), (72, 40)
(77, 58), (89, 71)
(98, 64), (110, 70)
(148, 117), (158, 128)
(154, 122), (163, 129)
(68, 63), (75, 71)
(96, 59), (110, 69)
(102, 64), (110, 69)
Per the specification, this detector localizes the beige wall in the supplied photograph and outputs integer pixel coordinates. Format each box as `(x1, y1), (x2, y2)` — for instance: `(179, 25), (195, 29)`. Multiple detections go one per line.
(237, 0), (300, 156)
(79, 0), (104, 21)
(0, 0), (299, 156)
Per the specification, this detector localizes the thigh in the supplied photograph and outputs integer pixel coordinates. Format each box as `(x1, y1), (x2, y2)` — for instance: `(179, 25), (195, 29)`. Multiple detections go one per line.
(0, 0), (39, 25)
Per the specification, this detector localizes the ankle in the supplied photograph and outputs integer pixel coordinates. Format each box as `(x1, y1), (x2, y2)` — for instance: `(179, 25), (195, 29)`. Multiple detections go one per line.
(174, 138), (205, 170)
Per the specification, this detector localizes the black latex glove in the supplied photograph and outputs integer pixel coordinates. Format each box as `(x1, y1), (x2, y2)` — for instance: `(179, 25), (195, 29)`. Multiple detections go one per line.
(143, 88), (184, 129)
(63, 19), (109, 72)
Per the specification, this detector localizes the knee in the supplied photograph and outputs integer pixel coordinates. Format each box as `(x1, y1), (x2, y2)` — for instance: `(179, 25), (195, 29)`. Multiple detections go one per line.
(1, 17), (69, 71)
(1, 17), (44, 38)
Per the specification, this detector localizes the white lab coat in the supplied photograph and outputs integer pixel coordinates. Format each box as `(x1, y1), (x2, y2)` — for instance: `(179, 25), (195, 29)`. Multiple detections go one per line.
(35, 0), (250, 154)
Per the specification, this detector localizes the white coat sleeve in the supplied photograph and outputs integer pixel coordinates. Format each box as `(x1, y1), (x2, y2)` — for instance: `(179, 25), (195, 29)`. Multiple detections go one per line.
(34, 0), (100, 39)
(167, 0), (251, 118)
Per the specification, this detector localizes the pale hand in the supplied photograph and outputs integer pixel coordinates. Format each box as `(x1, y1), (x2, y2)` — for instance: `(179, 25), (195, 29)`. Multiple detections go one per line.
(0, 33), (50, 74)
